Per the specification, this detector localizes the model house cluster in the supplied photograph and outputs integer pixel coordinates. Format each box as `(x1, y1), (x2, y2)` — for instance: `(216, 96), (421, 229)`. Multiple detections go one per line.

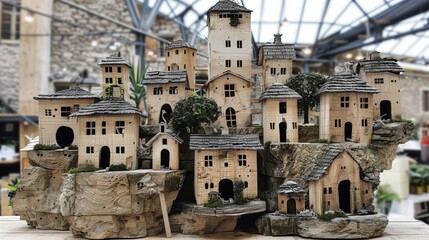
(33, 0), (403, 215)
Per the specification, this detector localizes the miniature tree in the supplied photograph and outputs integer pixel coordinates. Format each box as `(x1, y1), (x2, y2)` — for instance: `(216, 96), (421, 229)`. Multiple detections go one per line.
(286, 73), (327, 124)
(129, 61), (149, 113)
(171, 94), (220, 134)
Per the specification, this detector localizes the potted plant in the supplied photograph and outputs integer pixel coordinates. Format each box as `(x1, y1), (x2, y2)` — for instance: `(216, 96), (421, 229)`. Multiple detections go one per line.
(409, 164), (425, 194)
(375, 185), (400, 214)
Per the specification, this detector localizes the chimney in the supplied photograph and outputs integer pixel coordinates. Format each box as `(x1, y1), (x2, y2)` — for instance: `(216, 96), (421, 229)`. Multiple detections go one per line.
(369, 51), (381, 60)
(273, 34), (283, 45)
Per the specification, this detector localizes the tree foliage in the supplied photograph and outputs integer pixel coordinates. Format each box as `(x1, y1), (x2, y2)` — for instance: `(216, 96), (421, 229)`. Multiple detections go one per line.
(129, 61), (149, 111)
(286, 73), (327, 123)
(171, 94), (220, 134)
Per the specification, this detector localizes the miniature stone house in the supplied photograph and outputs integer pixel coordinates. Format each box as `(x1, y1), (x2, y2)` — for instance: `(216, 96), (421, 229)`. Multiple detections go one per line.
(258, 34), (296, 89)
(317, 71), (379, 143)
(189, 134), (263, 205)
(165, 40), (197, 90)
(357, 51), (404, 121)
(204, 70), (253, 128)
(277, 180), (306, 215)
(308, 148), (376, 214)
(144, 71), (189, 124)
(260, 83), (301, 143)
(69, 99), (144, 169)
(98, 54), (131, 102)
(145, 123), (183, 170)
(207, 0), (253, 80)
(33, 87), (99, 147)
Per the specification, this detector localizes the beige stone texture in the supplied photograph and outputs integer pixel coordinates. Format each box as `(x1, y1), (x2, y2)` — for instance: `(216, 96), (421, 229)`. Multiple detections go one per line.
(165, 47), (197, 90)
(319, 92), (374, 143)
(75, 114), (140, 169)
(208, 12), (252, 80)
(100, 63), (131, 101)
(262, 59), (293, 89)
(28, 149), (78, 170)
(145, 82), (188, 125)
(205, 72), (253, 128)
(170, 213), (238, 234)
(262, 99), (299, 143)
(308, 151), (373, 215)
(37, 98), (96, 146)
(149, 133), (181, 170)
(194, 149), (258, 205)
(359, 72), (402, 120)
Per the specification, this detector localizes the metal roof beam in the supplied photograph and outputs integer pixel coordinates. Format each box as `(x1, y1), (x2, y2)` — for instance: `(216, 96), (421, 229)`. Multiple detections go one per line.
(144, 0), (164, 30)
(277, 0), (285, 34)
(125, 0), (140, 27)
(295, 0), (307, 44)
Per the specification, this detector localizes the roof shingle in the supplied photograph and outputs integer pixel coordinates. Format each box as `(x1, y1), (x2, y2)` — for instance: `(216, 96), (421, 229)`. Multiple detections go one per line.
(260, 44), (296, 61)
(316, 71), (380, 95)
(98, 55), (130, 67)
(208, 0), (252, 13)
(69, 99), (146, 117)
(165, 40), (196, 50)
(34, 87), (99, 100)
(277, 181), (306, 195)
(357, 59), (403, 74)
(144, 71), (188, 84)
(189, 134), (263, 150)
(260, 83), (302, 100)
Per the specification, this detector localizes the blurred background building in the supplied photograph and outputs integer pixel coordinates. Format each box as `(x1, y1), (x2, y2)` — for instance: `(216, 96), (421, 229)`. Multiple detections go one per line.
(1, 0), (429, 219)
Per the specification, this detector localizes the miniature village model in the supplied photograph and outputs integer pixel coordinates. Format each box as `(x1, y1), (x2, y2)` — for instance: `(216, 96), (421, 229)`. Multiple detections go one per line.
(11, 0), (415, 239)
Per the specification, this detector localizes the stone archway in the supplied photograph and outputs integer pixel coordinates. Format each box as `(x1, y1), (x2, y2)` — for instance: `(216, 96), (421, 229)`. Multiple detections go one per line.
(160, 149), (170, 169)
(55, 126), (74, 148)
(99, 146), (110, 169)
(338, 180), (351, 213)
(287, 198), (297, 214)
(380, 100), (392, 120)
(219, 179), (234, 201)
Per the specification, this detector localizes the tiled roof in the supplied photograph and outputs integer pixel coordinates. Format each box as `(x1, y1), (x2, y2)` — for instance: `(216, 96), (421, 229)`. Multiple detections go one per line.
(143, 71), (188, 84)
(316, 71), (380, 95)
(98, 54), (130, 67)
(189, 134), (263, 150)
(357, 59), (403, 74)
(146, 131), (184, 147)
(260, 44), (296, 61)
(277, 181), (306, 195)
(260, 83), (302, 100)
(204, 70), (253, 87)
(69, 99), (146, 117)
(308, 148), (376, 183)
(34, 87), (99, 100)
(208, 0), (252, 12)
(165, 40), (196, 50)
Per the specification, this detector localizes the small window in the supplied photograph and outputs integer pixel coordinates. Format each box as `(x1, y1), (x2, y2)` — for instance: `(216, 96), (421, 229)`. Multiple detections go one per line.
(237, 60), (242, 67)
(115, 121), (125, 134)
(101, 121), (106, 135)
(45, 109), (52, 116)
(210, 183), (214, 188)
(224, 84), (235, 97)
(167, 51), (170, 57)
(279, 102), (287, 113)
(219, 14), (223, 18)
(374, 78), (384, 84)
(328, 187), (332, 194)
(86, 146), (94, 154)
(204, 155), (213, 167)
(224, 162), (228, 167)
(340, 96), (350, 108)
(205, 183), (209, 189)
(192, 52), (195, 56)
(226, 59), (231, 67)
(61, 107), (71, 117)
(244, 181), (248, 188)
(292, 122), (298, 129)
(238, 154), (247, 166)
(168, 66), (171, 71)
(162, 139), (167, 145)
(324, 188), (327, 194)
(116, 146), (125, 154)
(360, 97), (369, 109)
(270, 123), (275, 129)
(1, 4), (20, 40)
(169, 86), (178, 94)
(361, 119), (368, 127)
(86, 121), (96, 135)
(225, 40), (231, 47)
(105, 66), (112, 72)
(423, 90), (429, 112)
(335, 119), (342, 127)
(280, 68), (286, 75)
(153, 87), (163, 95)
(105, 77), (113, 84)
(118, 78), (123, 84)
(175, 50), (179, 55)
(237, 40), (242, 48)
(117, 67), (122, 73)
(226, 107), (237, 127)
(184, 64), (186, 69)
(270, 68), (276, 75)
(184, 50), (186, 54)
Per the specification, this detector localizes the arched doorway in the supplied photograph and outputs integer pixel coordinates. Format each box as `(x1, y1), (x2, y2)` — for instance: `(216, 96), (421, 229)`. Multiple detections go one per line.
(225, 107), (237, 127)
(159, 104), (172, 123)
(279, 122), (287, 142)
(344, 122), (352, 141)
(219, 179), (234, 201)
(380, 100), (392, 120)
(55, 126), (74, 148)
(338, 180), (351, 213)
(160, 149), (170, 169)
(99, 146), (110, 169)
(287, 198), (297, 214)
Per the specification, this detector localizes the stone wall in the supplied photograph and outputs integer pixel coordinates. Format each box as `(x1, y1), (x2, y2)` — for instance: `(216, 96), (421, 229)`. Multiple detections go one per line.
(50, 0), (135, 91)
(400, 67), (429, 125)
(0, 42), (19, 112)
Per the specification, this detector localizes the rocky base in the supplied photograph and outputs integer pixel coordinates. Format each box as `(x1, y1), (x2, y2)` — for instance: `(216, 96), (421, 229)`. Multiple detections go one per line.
(256, 213), (298, 236)
(178, 200), (266, 216)
(170, 213), (238, 234)
(297, 214), (388, 239)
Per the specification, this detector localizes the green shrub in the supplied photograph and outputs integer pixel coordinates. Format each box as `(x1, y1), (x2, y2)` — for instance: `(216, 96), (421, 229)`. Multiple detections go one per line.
(308, 138), (328, 143)
(34, 144), (61, 151)
(67, 145), (78, 150)
(69, 166), (97, 174)
(204, 198), (223, 208)
(318, 211), (348, 221)
(109, 163), (127, 171)
(264, 141), (272, 149)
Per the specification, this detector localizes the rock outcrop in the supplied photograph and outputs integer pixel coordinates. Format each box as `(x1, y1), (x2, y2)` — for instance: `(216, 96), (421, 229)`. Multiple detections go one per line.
(60, 170), (185, 239)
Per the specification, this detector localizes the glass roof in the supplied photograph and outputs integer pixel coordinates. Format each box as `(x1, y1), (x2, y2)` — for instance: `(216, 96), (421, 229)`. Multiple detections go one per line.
(145, 0), (429, 61)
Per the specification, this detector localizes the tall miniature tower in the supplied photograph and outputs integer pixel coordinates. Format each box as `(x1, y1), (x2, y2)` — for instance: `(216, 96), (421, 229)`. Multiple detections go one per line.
(207, 0), (253, 80)
(260, 83), (301, 143)
(98, 54), (131, 101)
(165, 40), (197, 90)
(258, 34), (296, 89)
(356, 51), (404, 121)
(317, 69), (379, 144)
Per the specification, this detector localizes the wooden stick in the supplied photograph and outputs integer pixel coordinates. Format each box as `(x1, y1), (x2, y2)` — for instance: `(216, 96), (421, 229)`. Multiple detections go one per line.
(159, 192), (171, 238)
